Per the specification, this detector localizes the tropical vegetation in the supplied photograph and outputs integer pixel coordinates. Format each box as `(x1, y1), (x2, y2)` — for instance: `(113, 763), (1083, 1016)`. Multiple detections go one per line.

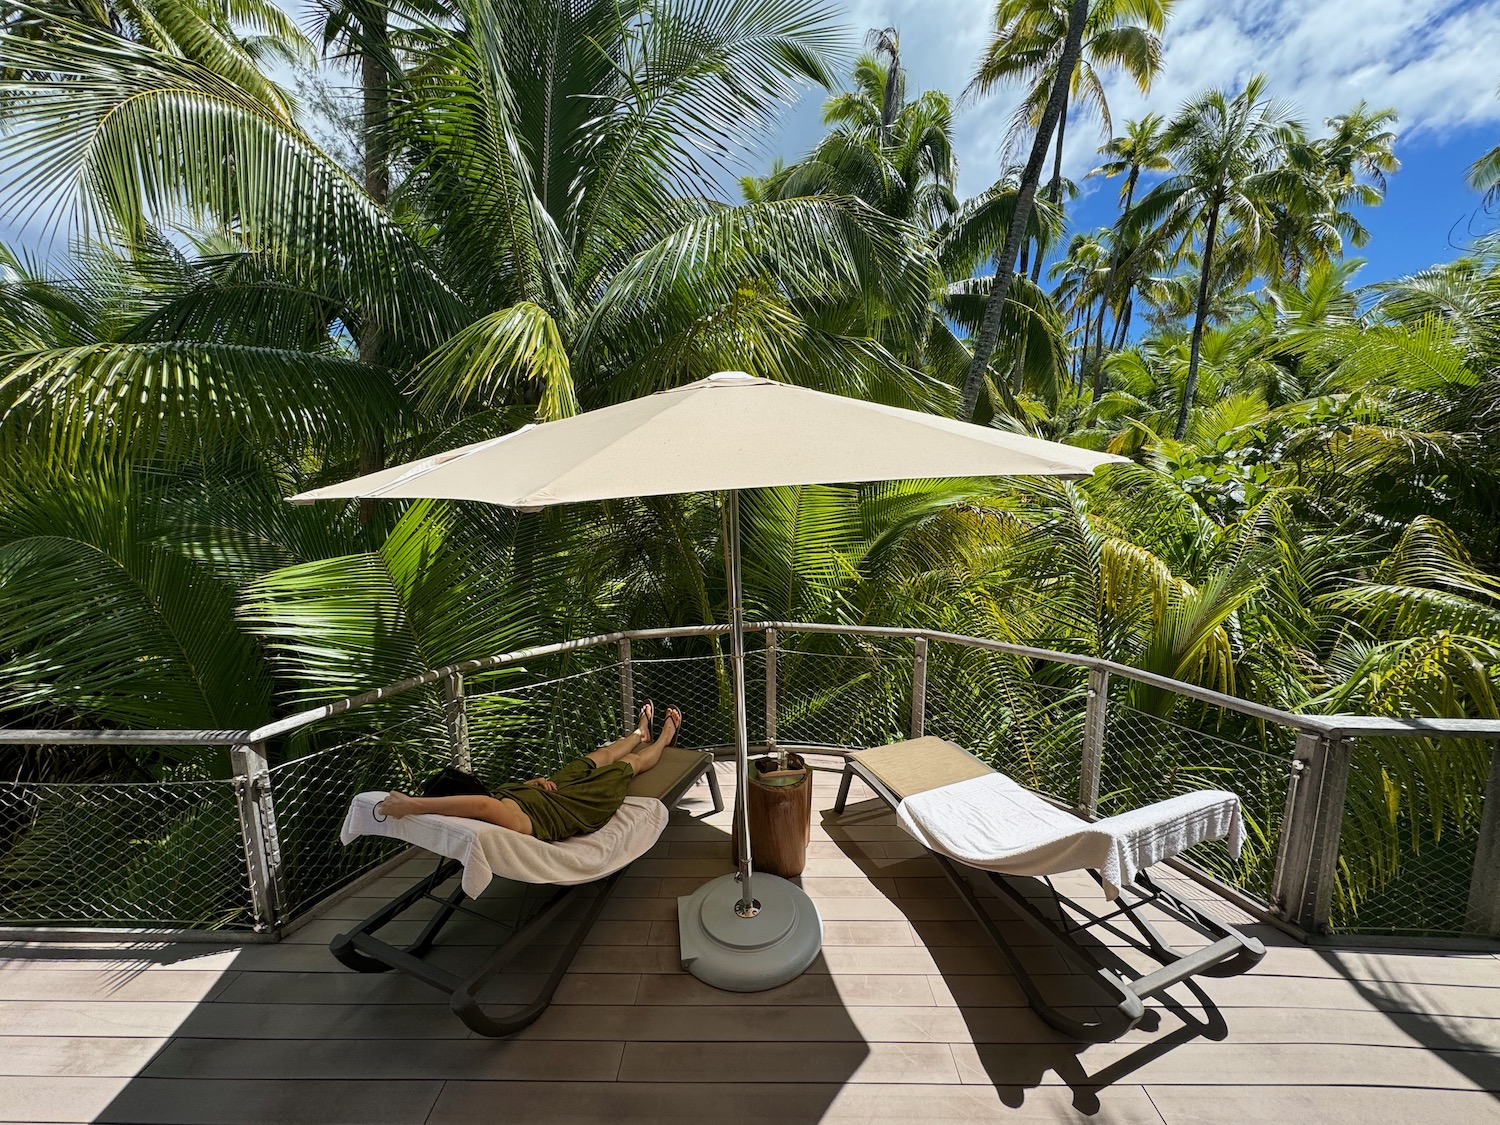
(0, 0), (1497, 934)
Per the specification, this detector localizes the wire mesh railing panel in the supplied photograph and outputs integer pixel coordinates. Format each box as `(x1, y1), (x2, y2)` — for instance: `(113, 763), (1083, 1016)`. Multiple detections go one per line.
(772, 636), (911, 751)
(630, 647), (764, 752)
(7, 626), (1496, 943)
(1100, 700), (1296, 902)
(1330, 737), (1490, 937)
(465, 654), (627, 785)
(271, 702), (453, 920)
(0, 759), (253, 929)
(923, 643), (1087, 802)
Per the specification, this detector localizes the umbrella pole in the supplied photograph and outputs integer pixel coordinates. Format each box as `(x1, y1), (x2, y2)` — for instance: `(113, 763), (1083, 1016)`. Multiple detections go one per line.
(725, 490), (757, 917)
(674, 490), (820, 991)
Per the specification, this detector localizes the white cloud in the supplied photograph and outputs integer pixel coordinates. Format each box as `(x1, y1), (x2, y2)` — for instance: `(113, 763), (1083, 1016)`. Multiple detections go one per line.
(806, 0), (1500, 195)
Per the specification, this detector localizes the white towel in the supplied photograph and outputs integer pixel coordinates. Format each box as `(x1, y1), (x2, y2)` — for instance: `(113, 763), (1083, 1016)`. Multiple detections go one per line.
(341, 792), (668, 899)
(895, 773), (1243, 899)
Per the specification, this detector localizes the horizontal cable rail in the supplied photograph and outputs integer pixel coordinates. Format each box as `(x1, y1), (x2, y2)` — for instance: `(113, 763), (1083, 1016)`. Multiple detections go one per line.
(0, 729), (254, 746)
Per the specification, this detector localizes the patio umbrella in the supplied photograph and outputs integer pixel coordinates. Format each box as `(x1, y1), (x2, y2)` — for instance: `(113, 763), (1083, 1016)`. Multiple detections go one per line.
(290, 371), (1126, 991)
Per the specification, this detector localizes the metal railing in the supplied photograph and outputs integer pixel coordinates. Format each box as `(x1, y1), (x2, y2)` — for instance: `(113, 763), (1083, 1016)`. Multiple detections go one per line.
(2, 622), (1497, 944)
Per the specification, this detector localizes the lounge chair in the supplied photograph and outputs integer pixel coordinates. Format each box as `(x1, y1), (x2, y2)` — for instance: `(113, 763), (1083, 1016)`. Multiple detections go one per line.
(833, 736), (1265, 1042)
(331, 745), (721, 1036)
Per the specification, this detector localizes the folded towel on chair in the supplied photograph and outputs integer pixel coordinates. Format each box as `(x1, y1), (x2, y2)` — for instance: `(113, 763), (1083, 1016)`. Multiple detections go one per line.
(341, 792), (668, 898)
(895, 772), (1243, 899)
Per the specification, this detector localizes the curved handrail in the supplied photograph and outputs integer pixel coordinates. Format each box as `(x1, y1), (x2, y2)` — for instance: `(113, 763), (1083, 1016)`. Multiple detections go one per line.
(6, 619), (1498, 747)
(762, 622), (1500, 740)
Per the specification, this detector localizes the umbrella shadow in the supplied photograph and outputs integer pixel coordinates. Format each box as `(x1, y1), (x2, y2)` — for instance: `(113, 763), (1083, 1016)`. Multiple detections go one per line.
(1320, 947), (1500, 1100)
(77, 773), (868, 1124)
(822, 798), (1231, 1115)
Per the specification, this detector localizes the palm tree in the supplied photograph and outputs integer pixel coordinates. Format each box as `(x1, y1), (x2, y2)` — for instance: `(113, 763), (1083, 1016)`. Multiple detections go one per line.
(2, 0), (312, 110)
(1253, 104), (1395, 285)
(1094, 113), (1173, 212)
(957, 0), (1089, 420)
(865, 26), (904, 133)
(0, 0), (942, 728)
(313, 0), (401, 204)
(756, 52), (959, 230)
(937, 177), (1070, 406)
(1131, 75), (1303, 439)
(1319, 103), (1400, 208)
(1086, 112), (1171, 396)
(1466, 84), (1500, 200)
(1047, 228), (1111, 384)
(969, 0), (1173, 281)
(756, 58), (1070, 410)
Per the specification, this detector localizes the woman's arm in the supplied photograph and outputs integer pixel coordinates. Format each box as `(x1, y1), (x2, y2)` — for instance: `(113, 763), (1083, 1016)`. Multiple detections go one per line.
(375, 791), (534, 834)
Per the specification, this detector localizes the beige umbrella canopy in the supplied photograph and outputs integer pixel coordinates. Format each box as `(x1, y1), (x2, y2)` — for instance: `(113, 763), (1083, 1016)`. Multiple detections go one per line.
(290, 371), (1126, 992)
(290, 371), (1118, 508)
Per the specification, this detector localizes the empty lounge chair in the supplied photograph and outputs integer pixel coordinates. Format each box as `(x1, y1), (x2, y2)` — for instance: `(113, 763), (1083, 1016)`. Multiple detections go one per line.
(834, 736), (1265, 1041)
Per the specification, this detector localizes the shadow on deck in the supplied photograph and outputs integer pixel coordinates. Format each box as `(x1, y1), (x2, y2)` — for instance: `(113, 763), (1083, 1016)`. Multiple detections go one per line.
(3, 761), (1499, 1124)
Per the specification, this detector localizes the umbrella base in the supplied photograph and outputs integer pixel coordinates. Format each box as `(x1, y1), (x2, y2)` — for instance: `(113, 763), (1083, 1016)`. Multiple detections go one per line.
(677, 872), (823, 992)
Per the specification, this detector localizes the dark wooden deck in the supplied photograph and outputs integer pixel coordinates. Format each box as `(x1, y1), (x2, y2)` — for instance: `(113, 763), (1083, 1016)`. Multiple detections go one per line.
(3, 762), (1500, 1124)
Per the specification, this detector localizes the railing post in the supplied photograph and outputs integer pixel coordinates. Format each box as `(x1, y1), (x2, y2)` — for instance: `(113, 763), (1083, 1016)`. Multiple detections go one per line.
(618, 638), (635, 733)
(442, 672), (471, 770)
(1078, 667), (1108, 817)
(1464, 739), (1500, 937)
(765, 627), (779, 766)
(230, 741), (284, 934)
(1275, 730), (1352, 934)
(910, 637), (928, 739)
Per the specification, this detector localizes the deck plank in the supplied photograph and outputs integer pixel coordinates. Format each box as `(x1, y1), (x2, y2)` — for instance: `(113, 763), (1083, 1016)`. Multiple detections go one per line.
(426, 1080), (1170, 1124)
(140, 1036), (626, 1080)
(1143, 1085), (1500, 1125)
(0, 1076), (443, 1125)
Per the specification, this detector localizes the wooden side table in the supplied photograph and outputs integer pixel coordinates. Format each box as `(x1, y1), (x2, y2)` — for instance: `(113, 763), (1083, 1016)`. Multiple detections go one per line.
(740, 754), (812, 877)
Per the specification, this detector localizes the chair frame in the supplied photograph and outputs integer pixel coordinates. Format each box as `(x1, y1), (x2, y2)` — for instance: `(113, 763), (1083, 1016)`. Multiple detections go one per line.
(330, 753), (720, 1037)
(834, 757), (1265, 1042)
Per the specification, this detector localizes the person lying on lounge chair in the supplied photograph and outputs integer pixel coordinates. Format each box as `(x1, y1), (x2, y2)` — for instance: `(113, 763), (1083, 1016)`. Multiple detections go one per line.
(374, 704), (683, 842)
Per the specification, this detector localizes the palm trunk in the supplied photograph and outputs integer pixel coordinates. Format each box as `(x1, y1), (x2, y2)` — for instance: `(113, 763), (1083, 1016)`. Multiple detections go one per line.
(1112, 297), (1132, 349)
(361, 20), (389, 205)
(1175, 197), (1221, 440)
(957, 0), (1089, 421)
(1050, 100), (1068, 203)
(882, 50), (901, 131)
(1081, 292), (1095, 390)
(1032, 97), (1069, 285)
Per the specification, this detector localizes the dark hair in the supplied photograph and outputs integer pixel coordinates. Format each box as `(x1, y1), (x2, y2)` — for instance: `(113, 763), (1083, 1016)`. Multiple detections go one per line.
(420, 766), (492, 798)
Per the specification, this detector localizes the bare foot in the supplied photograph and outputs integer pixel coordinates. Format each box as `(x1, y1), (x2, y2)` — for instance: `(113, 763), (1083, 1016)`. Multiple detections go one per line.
(635, 700), (654, 744)
(661, 706), (683, 746)
(376, 791), (416, 819)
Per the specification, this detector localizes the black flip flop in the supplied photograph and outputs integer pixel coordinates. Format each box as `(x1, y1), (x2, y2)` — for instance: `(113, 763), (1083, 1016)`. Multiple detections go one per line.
(663, 705), (684, 746)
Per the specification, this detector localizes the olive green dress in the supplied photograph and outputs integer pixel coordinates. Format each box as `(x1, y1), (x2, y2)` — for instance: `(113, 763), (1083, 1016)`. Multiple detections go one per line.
(496, 757), (635, 842)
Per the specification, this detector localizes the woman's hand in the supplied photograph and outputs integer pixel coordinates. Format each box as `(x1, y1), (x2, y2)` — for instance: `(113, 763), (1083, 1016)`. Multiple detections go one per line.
(526, 777), (558, 791)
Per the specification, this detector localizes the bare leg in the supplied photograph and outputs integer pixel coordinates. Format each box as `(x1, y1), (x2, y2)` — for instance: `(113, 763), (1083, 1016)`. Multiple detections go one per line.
(376, 791), (533, 835)
(622, 706), (680, 778)
(587, 702), (653, 769)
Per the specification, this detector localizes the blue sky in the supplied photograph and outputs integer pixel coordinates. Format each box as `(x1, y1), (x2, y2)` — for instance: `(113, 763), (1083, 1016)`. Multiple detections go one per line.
(758, 0), (1500, 284)
(6, 0), (1500, 285)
